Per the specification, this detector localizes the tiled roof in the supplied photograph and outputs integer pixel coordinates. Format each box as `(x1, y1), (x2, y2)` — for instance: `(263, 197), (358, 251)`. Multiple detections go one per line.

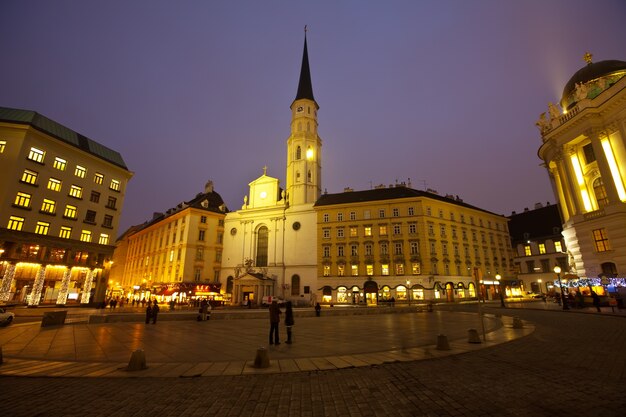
(0, 106), (128, 169)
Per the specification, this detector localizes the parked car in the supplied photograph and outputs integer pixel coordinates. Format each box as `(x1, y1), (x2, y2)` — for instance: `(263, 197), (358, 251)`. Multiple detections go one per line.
(0, 307), (15, 326)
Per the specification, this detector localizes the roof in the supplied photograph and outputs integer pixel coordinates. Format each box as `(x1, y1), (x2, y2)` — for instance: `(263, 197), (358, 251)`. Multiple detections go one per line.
(507, 204), (562, 244)
(0, 106), (129, 170)
(314, 186), (502, 217)
(561, 60), (626, 108)
(294, 35), (316, 104)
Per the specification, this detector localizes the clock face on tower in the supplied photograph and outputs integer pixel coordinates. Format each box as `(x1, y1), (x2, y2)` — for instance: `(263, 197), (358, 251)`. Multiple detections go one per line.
(296, 106), (303, 113)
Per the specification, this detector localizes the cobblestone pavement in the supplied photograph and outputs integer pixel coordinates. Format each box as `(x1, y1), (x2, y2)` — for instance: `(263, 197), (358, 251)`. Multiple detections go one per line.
(1, 305), (625, 416)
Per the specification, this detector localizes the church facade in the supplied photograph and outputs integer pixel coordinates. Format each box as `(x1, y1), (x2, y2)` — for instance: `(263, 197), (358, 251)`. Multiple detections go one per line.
(220, 36), (321, 306)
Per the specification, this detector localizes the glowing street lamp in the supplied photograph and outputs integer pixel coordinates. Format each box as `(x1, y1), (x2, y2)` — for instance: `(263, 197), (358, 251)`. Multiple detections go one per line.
(553, 266), (569, 311)
(537, 278), (542, 295)
(495, 274), (506, 308)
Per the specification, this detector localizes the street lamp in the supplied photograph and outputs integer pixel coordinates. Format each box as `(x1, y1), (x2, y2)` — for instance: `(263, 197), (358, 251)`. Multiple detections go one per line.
(495, 274), (506, 308)
(553, 266), (569, 311)
(537, 279), (542, 295)
(406, 280), (411, 307)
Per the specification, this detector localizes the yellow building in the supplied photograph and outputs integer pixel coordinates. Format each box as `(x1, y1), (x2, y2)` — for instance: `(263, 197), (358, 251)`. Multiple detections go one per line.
(0, 106), (133, 305)
(537, 54), (626, 281)
(314, 185), (514, 305)
(112, 181), (226, 303)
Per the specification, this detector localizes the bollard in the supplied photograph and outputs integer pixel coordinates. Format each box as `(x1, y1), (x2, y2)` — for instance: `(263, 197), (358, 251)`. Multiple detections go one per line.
(253, 347), (270, 368)
(436, 334), (450, 350)
(467, 328), (481, 344)
(126, 349), (147, 371)
(512, 317), (524, 329)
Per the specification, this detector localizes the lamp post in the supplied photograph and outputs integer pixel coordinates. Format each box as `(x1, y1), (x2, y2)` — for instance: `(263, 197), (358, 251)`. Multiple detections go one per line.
(495, 274), (506, 308)
(406, 280), (411, 307)
(554, 266), (569, 311)
(537, 279), (542, 295)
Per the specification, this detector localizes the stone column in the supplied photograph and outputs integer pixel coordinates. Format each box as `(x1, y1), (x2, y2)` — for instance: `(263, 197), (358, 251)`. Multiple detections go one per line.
(561, 149), (585, 214)
(81, 269), (94, 304)
(589, 130), (621, 205)
(28, 265), (47, 306)
(0, 263), (16, 302)
(56, 267), (72, 305)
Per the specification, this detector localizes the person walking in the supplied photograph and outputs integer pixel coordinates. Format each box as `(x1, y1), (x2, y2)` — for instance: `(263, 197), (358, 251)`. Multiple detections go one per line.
(285, 301), (295, 344)
(145, 302), (152, 324)
(200, 299), (208, 321)
(591, 291), (601, 312)
(268, 300), (281, 345)
(315, 302), (321, 317)
(151, 299), (160, 324)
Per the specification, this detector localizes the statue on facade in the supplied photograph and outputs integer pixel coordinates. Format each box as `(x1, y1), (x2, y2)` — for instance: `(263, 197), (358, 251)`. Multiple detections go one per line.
(548, 102), (560, 121)
(536, 112), (550, 133)
(575, 82), (589, 101)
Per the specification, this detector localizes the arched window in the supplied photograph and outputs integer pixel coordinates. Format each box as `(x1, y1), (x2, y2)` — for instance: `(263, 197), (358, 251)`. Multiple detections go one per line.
(593, 177), (609, 208)
(296, 146), (301, 160)
(291, 275), (300, 296)
(256, 226), (268, 267)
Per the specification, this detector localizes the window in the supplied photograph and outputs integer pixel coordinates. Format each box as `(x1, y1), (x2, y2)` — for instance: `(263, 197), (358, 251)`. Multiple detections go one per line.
(349, 227), (358, 237)
(538, 243), (546, 254)
(338, 265), (345, 276)
(583, 143), (596, 164)
(364, 226), (372, 237)
(69, 185), (83, 198)
(28, 147), (45, 163)
(462, 230), (467, 240)
(107, 196), (117, 209)
(99, 233), (110, 245)
(323, 265), (330, 276)
(554, 241), (563, 252)
(94, 173), (104, 184)
(380, 242), (388, 255)
(75, 165), (86, 178)
(338, 246), (344, 257)
(53, 157), (66, 170)
(0, 140), (5, 153)
(460, 214), (465, 223)
(408, 207), (414, 216)
(337, 212), (343, 221)
(396, 264), (404, 275)
(351, 264), (358, 276)
(349, 211), (356, 221)
(442, 243), (448, 256)
(90, 191), (100, 203)
(593, 177), (609, 208)
(217, 232), (223, 244)
(364, 210), (371, 219)
(379, 225), (387, 236)
(296, 146), (301, 160)
(196, 248), (204, 260)
(8, 216), (25, 230)
(381, 264), (389, 275)
(541, 259), (550, 273)
(524, 245), (532, 256)
(440, 225), (446, 237)
(337, 228), (344, 238)
(64, 205), (77, 219)
(323, 213), (329, 222)
(40, 199), (56, 214)
(323, 228), (330, 239)
(256, 226), (268, 266)
(430, 242), (436, 255)
(451, 227), (457, 239)
(392, 208), (399, 217)
(80, 230), (91, 242)
(366, 264), (374, 276)
(412, 263), (421, 275)
(14, 192), (31, 208)
(438, 209), (444, 218)
(103, 215), (113, 228)
(291, 275), (300, 296)
(21, 169), (38, 185)
(35, 221), (50, 235)
(428, 224), (434, 236)
(426, 207), (432, 216)
(351, 245), (358, 256)
(409, 223), (416, 234)
(198, 230), (205, 241)
(395, 242), (403, 255)
(592, 229), (611, 252)
(323, 246), (330, 257)
(47, 178), (62, 192)
(200, 216), (207, 224)
(365, 243), (373, 255)
(84, 210), (96, 224)
(110, 179), (120, 191)
(59, 226), (72, 239)
(393, 224), (401, 235)
(379, 209), (385, 218)
(410, 242), (419, 255)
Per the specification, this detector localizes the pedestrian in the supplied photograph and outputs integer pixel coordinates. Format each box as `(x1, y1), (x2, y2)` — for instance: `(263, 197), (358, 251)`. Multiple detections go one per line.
(285, 301), (295, 344)
(145, 302), (152, 324)
(269, 300), (281, 345)
(152, 300), (160, 324)
(315, 302), (321, 317)
(200, 299), (208, 321)
(591, 291), (601, 312)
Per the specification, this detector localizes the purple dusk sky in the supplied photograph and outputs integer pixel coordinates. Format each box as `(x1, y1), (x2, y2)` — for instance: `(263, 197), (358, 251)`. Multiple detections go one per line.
(2, 1), (625, 234)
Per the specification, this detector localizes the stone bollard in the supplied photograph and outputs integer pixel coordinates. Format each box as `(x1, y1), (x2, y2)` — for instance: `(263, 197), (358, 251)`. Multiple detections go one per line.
(436, 334), (450, 350)
(512, 317), (524, 329)
(254, 347), (270, 368)
(467, 328), (482, 344)
(126, 349), (147, 371)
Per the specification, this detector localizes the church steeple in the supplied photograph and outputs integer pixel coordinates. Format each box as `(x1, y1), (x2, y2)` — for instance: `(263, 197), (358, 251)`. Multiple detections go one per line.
(294, 30), (316, 103)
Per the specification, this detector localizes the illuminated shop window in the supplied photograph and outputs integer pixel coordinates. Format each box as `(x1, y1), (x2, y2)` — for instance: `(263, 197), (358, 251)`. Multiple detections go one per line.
(14, 192), (31, 208)
(47, 178), (62, 192)
(59, 226), (72, 239)
(69, 185), (83, 198)
(592, 229), (610, 252)
(94, 172), (104, 184)
(53, 157), (66, 171)
(80, 230), (92, 242)
(110, 179), (120, 191)
(8, 216), (25, 230)
(75, 165), (86, 178)
(99, 234), (109, 245)
(21, 169), (38, 185)
(41, 199), (56, 214)
(35, 221), (50, 235)
(64, 205), (77, 219)
(28, 147), (45, 163)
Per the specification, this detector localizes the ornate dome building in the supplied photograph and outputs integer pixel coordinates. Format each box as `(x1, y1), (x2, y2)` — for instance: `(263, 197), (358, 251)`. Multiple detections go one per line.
(537, 53), (626, 281)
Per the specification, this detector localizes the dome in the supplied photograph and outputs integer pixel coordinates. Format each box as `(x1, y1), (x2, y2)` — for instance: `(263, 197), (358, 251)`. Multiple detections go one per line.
(561, 59), (626, 109)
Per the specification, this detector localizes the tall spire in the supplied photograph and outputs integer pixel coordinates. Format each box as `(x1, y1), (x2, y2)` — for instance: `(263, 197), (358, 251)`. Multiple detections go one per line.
(295, 26), (315, 102)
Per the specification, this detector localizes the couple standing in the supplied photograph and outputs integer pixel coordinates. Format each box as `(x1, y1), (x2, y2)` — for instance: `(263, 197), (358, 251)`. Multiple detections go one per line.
(269, 300), (294, 345)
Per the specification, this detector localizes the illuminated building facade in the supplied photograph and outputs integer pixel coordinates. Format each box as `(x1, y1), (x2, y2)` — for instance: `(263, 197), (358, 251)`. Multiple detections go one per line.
(110, 181), (226, 302)
(0, 106), (132, 305)
(537, 55), (626, 280)
(220, 34), (320, 306)
(313, 186), (514, 305)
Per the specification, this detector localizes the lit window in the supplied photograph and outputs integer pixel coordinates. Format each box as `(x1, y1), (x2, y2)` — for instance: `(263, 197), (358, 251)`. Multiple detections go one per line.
(107, 196), (117, 209)
(592, 229), (610, 252)
(47, 178), (62, 192)
(64, 205), (77, 219)
(69, 185), (83, 198)
(75, 165), (86, 178)
(381, 264), (389, 276)
(103, 214), (113, 227)
(99, 234), (109, 245)
(8, 216), (25, 230)
(35, 221), (50, 235)
(412, 263), (421, 275)
(524, 245), (531, 256)
(80, 230), (92, 242)
(364, 226), (372, 237)
(538, 243), (546, 254)
(555, 241), (562, 252)
(41, 199), (56, 214)
(90, 191), (100, 203)
(338, 265), (345, 276)
(351, 264), (358, 276)
(28, 147), (45, 163)
(21, 169), (38, 185)
(110, 179), (120, 191)
(350, 227), (357, 237)
(323, 265), (330, 276)
(14, 192), (31, 208)
(94, 173), (104, 184)
(0, 140), (5, 153)
(395, 264), (404, 275)
(53, 157), (66, 170)
(59, 226), (72, 239)
(379, 225), (387, 236)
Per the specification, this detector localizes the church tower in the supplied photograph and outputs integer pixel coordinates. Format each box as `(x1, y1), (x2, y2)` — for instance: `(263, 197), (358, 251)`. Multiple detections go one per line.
(286, 32), (322, 206)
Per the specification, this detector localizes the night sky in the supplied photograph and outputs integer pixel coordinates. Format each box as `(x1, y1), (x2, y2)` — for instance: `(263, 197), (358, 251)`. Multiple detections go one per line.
(2, 1), (625, 234)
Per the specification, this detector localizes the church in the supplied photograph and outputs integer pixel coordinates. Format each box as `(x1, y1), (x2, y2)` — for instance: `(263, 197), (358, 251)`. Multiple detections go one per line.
(220, 34), (322, 306)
